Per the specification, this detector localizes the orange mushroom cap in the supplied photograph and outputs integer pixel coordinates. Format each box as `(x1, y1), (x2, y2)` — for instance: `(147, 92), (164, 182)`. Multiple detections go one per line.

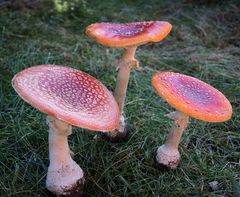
(12, 64), (120, 131)
(85, 21), (172, 48)
(152, 72), (232, 122)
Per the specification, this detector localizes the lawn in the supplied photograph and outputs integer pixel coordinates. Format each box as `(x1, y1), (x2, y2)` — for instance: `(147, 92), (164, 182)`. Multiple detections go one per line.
(0, 0), (240, 196)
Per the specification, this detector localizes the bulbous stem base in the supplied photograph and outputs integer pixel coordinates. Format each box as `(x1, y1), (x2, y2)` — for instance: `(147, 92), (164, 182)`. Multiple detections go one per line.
(46, 161), (85, 196)
(155, 145), (180, 170)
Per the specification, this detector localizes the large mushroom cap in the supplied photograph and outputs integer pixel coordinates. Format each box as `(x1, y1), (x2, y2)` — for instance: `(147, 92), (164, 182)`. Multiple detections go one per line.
(152, 72), (232, 122)
(85, 21), (172, 48)
(12, 64), (120, 131)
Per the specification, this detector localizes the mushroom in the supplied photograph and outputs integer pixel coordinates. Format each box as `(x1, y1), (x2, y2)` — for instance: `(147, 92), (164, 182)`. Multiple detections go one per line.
(85, 21), (172, 141)
(151, 72), (232, 169)
(12, 64), (120, 196)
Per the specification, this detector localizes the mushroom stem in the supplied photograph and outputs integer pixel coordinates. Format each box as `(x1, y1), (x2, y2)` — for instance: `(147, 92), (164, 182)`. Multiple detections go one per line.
(165, 111), (189, 150)
(46, 116), (84, 196)
(114, 46), (138, 114)
(105, 46), (138, 141)
(155, 111), (189, 169)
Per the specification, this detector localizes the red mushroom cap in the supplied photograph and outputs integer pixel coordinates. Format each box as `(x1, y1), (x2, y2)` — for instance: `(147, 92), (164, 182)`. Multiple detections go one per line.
(12, 64), (120, 131)
(85, 21), (172, 48)
(152, 72), (232, 122)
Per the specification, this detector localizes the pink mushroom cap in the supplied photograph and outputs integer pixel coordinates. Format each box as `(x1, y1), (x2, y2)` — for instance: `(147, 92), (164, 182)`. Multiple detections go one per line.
(85, 21), (172, 48)
(152, 72), (232, 122)
(12, 64), (120, 131)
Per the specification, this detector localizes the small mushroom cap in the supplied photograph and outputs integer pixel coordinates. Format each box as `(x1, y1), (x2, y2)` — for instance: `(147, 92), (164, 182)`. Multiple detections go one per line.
(85, 21), (172, 48)
(151, 72), (232, 122)
(12, 64), (120, 131)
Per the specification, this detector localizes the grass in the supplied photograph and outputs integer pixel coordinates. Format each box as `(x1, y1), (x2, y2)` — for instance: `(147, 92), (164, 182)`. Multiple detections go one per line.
(0, 0), (240, 196)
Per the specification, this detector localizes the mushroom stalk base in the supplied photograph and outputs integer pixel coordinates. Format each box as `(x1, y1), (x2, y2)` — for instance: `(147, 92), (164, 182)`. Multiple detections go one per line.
(107, 46), (138, 141)
(105, 115), (127, 142)
(46, 116), (85, 196)
(155, 111), (189, 169)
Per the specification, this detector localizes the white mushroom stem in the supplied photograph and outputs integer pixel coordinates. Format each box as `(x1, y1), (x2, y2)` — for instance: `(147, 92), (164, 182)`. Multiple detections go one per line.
(114, 46), (138, 113)
(46, 115), (84, 196)
(113, 46), (138, 133)
(156, 111), (189, 169)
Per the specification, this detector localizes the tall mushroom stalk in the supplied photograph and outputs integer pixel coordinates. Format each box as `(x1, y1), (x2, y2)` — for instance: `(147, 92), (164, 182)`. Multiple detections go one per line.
(46, 116), (84, 195)
(114, 46), (138, 113)
(155, 111), (189, 169)
(86, 21), (172, 141)
(12, 64), (120, 196)
(107, 46), (138, 139)
(151, 72), (232, 169)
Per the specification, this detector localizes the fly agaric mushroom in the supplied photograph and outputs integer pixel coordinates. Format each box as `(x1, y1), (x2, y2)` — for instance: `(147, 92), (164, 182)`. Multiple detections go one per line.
(12, 64), (119, 196)
(151, 72), (232, 169)
(86, 21), (172, 141)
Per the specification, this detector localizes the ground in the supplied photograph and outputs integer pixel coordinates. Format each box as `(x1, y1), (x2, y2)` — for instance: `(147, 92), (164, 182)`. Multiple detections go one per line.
(0, 0), (239, 196)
